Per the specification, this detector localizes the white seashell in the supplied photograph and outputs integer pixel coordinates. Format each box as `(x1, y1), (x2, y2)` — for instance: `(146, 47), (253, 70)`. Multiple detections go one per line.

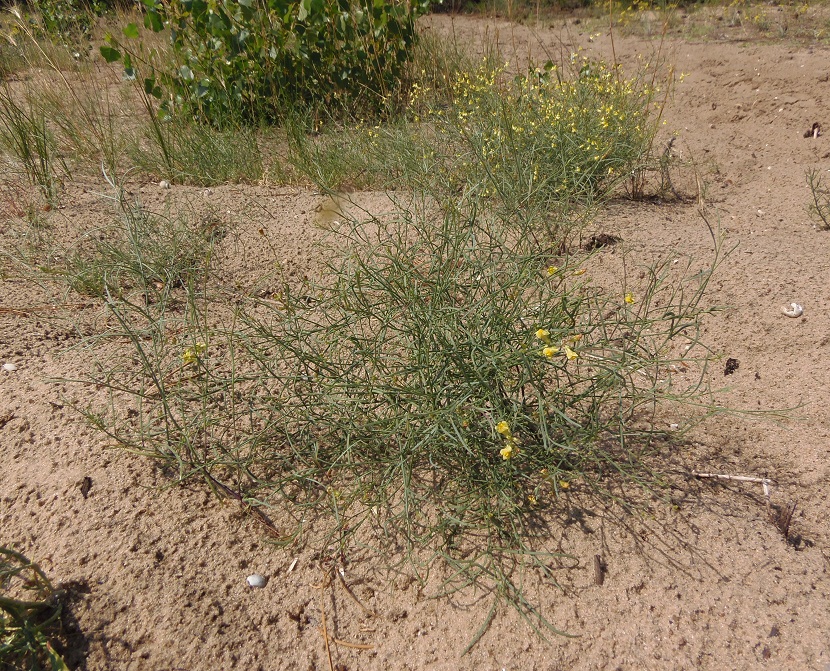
(246, 574), (267, 588)
(781, 302), (803, 318)
(158, 180), (171, 190)
(2, 363), (17, 371)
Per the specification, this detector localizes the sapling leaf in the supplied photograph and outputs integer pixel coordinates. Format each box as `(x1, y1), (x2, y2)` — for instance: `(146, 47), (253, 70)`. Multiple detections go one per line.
(144, 10), (164, 32)
(100, 45), (121, 63)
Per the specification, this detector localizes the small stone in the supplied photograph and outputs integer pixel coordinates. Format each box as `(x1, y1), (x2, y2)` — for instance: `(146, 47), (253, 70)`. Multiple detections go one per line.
(159, 180), (171, 190)
(2, 363), (17, 371)
(246, 574), (267, 588)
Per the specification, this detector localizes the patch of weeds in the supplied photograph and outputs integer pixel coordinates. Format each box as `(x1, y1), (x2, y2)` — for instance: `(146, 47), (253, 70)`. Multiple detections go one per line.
(285, 114), (436, 192)
(131, 119), (263, 186)
(806, 168), (830, 229)
(36, 68), (130, 180)
(0, 83), (65, 203)
(0, 201), (57, 281)
(290, 51), (666, 228)
(419, 57), (666, 236)
(52, 195), (216, 298)
(50, 43), (721, 648)
(0, 546), (70, 671)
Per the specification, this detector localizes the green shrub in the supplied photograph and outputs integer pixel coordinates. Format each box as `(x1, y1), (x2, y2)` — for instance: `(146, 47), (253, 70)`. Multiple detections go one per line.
(32, 0), (118, 39)
(104, 0), (431, 125)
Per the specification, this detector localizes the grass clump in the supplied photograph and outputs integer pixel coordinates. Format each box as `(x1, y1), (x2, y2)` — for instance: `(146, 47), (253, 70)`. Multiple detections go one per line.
(0, 83), (64, 203)
(51, 196), (218, 299)
(0, 547), (69, 671)
(131, 119), (263, 186)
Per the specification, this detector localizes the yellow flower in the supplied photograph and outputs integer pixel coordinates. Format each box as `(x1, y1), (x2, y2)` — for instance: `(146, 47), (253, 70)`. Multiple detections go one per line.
(527, 494), (537, 505)
(542, 346), (559, 358)
(624, 292), (635, 304)
(546, 266), (558, 276)
(182, 342), (206, 365)
(535, 328), (551, 344)
(572, 269), (587, 276)
(563, 345), (578, 361)
(496, 421), (511, 436)
(559, 480), (570, 490)
(500, 444), (514, 460)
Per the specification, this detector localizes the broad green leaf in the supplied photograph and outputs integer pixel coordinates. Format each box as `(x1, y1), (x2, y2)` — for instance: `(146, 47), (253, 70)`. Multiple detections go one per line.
(100, 45), (121, 63)
(122, 23), (140, 39)
(144, 11), (163, 32)
(144, 77), (162, 98)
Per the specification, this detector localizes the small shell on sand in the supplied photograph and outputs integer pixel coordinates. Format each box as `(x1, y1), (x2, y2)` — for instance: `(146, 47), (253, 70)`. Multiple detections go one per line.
(158, 180), (171, 190)
(2, 363), (17, 371)
(246, 574), (267, 588)
(781, 303), (804, 318)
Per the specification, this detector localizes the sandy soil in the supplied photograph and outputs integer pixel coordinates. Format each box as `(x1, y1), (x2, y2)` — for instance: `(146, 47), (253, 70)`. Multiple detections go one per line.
(2, 14), (830, 671)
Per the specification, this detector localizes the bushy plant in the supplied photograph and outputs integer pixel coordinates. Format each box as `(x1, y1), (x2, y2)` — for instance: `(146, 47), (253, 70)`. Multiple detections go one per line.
(75, 191), (717, 638)
(424, 58), (662, 222)
(32, 0), (118, 39)
(103, 0), (431, 125)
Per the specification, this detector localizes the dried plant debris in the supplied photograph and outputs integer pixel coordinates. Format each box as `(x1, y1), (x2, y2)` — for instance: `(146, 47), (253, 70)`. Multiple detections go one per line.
(724, 358), (740, 375)
(803, 122), (822, 139)
(769, 500), (797, 544)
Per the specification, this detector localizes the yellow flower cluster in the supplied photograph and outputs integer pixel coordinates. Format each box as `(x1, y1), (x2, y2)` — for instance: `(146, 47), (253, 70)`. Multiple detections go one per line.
(536, 329), (579, 361)
(496, 420), (519, 460)
(433, 57), (656, 202)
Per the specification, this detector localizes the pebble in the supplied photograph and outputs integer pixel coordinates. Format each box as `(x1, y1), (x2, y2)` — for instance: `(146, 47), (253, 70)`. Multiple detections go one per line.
(246, 574), (267, 588)
(781, 302), (804, 318)
(2, 363), (18, 371)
